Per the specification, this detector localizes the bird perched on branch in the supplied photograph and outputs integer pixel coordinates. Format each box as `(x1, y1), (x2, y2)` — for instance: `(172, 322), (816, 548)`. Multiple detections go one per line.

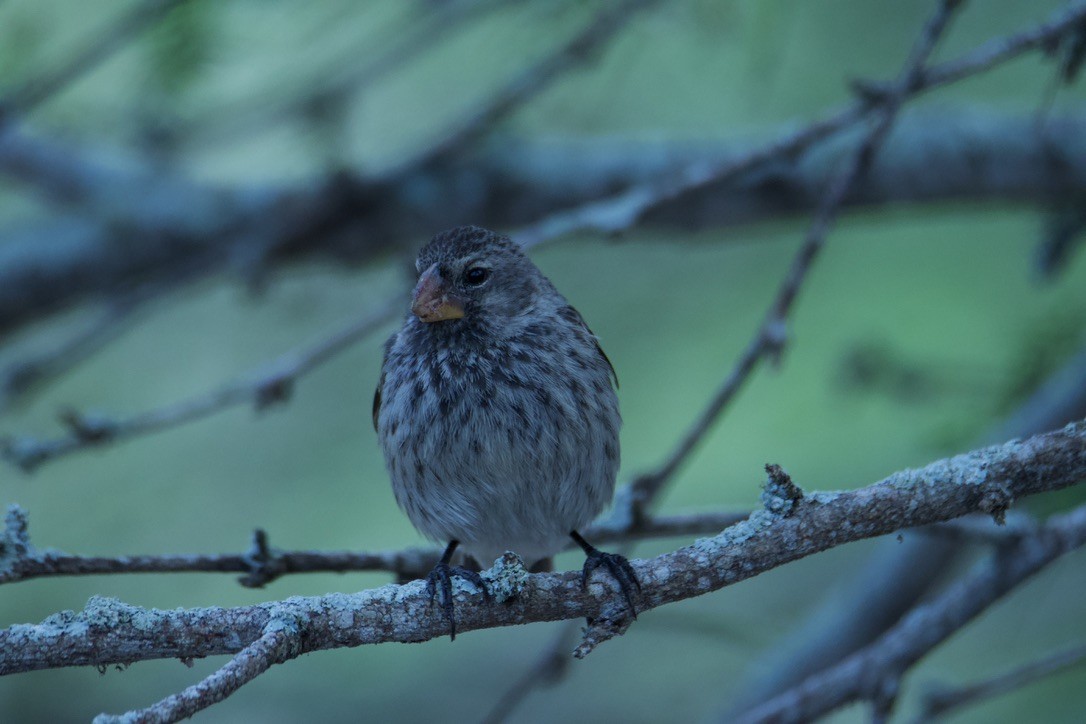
(374, 225), (639, 638)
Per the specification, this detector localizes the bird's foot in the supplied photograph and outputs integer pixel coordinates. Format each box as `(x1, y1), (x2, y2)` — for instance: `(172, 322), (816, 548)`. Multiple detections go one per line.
(425, 561), (491, 641)
(571, 530), (641, 619)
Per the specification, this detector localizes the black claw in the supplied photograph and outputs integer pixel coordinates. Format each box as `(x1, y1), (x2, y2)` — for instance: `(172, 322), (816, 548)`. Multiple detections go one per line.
(571, 531), (641, 618)
(423, 540), (493, 642)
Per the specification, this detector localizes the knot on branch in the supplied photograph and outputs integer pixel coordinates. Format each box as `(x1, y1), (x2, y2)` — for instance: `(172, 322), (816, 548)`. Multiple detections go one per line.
(262, 609), (307, 658)
(761, 464), (804, 517)
(762, 319), (789, 366)
(239, 529), (285, 588)
(81, 596), (144, 633)
(0, 436), (50, 473)
(574, 603), (635, 660)
(481, 552), (529, 604)
(254, 375), (294, 411)
(978, 484), (1014, 525)
(850, 77), (896, 106)
(1, 504), (31, 563)
(59, 408), (118, 443)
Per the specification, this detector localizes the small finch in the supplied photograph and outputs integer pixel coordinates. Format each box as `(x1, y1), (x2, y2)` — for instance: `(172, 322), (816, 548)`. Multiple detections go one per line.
(374, 226), (639, 638)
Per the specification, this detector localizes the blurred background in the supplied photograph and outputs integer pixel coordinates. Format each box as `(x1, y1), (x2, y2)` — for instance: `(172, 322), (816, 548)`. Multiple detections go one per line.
(1, 0), (1085, 721)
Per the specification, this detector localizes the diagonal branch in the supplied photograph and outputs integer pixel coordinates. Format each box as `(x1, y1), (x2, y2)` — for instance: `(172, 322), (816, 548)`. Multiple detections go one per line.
(514, 0), (1086, 248)
(1, 3), (1083, 344)
(916, 642), (1086, 722)
(626, 0), (964, 512)
(96, 616), (304, 724)
(0, 0), (194, 120)
(2, 420), (1083, 704)
(0, 505), (749, 586)
(734, 504), (1086, 724)
(400, 0), (661, 172)
(0, 287), (159, 412)
(0, 299), (400, 472)
(490, 3), (969, 715)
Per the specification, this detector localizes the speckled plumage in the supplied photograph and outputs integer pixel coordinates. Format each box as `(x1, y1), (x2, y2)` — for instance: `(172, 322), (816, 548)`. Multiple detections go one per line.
(374, 226), (621, 569)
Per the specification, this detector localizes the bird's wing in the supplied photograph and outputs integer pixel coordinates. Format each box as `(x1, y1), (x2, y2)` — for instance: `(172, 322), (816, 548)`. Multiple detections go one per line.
(373, 333), (397, 433)
(372, 374), (383, 432)
(559, 305), (618, 389)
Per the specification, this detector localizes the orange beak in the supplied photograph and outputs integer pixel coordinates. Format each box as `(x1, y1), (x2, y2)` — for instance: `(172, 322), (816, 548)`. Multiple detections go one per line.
(411, 264), (465, 323)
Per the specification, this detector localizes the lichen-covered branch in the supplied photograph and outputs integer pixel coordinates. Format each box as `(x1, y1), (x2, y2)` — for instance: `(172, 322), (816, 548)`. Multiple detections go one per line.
(1, 421), (1082, 690)
(0, 505), (749, 586)
(94, 617), (303, 724)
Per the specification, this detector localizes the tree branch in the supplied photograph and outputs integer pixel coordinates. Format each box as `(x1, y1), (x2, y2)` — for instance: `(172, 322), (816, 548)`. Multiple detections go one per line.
(397, 0), (662, 171)
(2, 0), (1083, 341)
(916, 642), (1086, 722)
(514, 0), (1086, 247)
(0, 504), (749, 586)
(0, 0), (193, 119)
(2, 421), (1083, 710)
(725, 314), (1086, 719)
(626, 0), (962, 511)
(0, 299), (400, 472)
(734, 501), (1086, 724)
(96, 616), (303, 724)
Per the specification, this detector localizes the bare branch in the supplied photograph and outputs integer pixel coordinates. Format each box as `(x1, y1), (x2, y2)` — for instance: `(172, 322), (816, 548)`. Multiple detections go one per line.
(190, 0), (521, 146)
(95, 616), (303, 724)
(489, 4), (973, 713)
(626, 0), (963, 511)
(0, 299), (400, 472)
(0, 0), (194, 119)
(2, 421), (1083, 703)
(0, 290), (155, 412)
(0, 505), (748, 586)
(725, 318), (1086, 719)
(481, 621), (580, 724)
(917, 642), (1086, 722)
(734, 502), (1086, 724)
(401, 0), (661, 171)
(515, 0), (1086, 247)
(918, 1), (1086, 92)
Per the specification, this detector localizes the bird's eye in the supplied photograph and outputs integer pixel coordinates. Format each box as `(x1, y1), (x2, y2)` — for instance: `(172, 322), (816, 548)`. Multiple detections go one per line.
(463, 267), (489, 286)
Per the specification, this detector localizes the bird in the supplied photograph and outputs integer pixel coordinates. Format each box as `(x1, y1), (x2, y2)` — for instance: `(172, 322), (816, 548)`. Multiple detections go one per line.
(373, 225), (639, 638)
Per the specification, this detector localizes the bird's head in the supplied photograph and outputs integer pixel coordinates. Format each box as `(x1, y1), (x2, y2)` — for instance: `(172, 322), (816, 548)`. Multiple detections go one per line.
(410, 226), (540, 325)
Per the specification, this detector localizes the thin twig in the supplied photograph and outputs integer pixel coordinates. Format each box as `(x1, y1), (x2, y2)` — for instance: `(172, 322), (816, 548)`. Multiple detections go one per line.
(919, 1), (1086, 92)
(0, 505), (748, 586)
(0, 299), (400, 472)
(95, 617), (303, 724)
(916, 642), (1086, 722)
(0, 0), (194, 120)
(3, 421), (1084, 676)
(191, 0), (521, 147)
(0, 501), (1020, 588)
(481, 621), (581, 724)
(0, 291), (155, 413)
(515, 0), (1086, 249)
(628, 0), (963, 511)
(399, 0), (661, 172)
(490, 3), (969, 716)
(734, 503), (1086, 724)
